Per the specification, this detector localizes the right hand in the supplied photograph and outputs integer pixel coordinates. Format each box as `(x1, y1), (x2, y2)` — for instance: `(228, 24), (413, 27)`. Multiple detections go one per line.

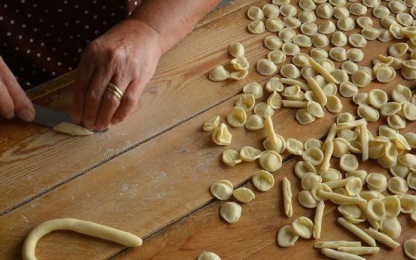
(0, 56), (35, 122)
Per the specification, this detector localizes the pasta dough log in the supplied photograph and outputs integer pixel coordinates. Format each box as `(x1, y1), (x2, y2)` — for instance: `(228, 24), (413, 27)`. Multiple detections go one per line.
(22, 218), (142, 260)
(53, 122), (94, 136)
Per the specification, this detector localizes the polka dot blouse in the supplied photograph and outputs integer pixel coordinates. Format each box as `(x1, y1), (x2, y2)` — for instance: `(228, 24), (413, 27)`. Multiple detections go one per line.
(0, 0), (141, 90)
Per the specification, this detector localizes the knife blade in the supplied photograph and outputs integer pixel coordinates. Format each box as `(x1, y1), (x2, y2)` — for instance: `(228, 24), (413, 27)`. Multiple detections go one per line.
(33, 104), (107, 132)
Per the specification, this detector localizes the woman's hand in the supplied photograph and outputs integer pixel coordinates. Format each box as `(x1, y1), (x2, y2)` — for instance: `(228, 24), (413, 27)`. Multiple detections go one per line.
(70, 19), (163, 131)
(0, 57), (35, 122)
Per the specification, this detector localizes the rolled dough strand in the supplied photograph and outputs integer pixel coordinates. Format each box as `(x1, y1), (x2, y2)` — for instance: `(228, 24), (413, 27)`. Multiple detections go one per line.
(22, 218), (142, 260)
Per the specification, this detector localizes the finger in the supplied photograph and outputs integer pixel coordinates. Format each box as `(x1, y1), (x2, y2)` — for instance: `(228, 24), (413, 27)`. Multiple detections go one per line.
(111, 81), (144, 125)
(82, 68), (113, 130)
(0, 58), (34, 122)
(0, 82), (15, 119)
(70, 52), (95, 125)
(95, 76), (128, 131)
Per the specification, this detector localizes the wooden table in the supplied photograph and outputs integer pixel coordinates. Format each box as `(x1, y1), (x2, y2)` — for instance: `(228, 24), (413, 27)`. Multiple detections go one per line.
(1, 0), (415, 259)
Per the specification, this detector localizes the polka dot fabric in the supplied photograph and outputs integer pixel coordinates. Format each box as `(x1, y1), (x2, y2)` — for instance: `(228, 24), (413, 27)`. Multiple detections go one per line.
(0, 0), (141, 90)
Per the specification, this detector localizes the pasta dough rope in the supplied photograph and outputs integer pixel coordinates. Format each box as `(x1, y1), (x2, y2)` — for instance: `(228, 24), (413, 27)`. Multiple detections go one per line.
(22, 218), (142, 260)
(283, 177), (293, 218)
(337, 218), (377, 247)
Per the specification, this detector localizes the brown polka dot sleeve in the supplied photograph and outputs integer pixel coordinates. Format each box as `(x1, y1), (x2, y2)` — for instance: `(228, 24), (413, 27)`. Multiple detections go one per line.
(0, 0), (141, 90)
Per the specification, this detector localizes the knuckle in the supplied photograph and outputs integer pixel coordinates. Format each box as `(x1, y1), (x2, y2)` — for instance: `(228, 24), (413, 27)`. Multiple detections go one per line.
(122, 93), (137, 107)
(87, 89), (102, 103)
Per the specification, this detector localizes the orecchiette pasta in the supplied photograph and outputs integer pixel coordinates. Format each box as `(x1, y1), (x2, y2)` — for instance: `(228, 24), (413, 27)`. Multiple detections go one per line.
(277, 225), (299, 247)
(226, 107), (247, 128)
(337, 17), (355, 31)
(203, 116), (220, 132)
(264, 36), (284, 50)
(210, 179), (233, 200)
(246, 115), (264, 130)
(252, 170), (275, 191)
(268, 50), (287, 64)
(247, 20), (266, 34)
(247, 6), (264, 20)
(349, 34), (367, 48)
(243, 82), (263, 99)
(266, 18), (285, 32)
(257, 59), (278, 76)
(212, 123), (232, 145)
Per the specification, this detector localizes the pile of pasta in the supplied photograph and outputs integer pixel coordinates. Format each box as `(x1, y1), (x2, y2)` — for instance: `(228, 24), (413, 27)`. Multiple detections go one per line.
(204, 0), (416, 258)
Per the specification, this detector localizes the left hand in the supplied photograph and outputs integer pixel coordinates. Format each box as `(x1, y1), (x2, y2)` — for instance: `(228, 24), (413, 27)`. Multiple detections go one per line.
(70, 18), (163, 131)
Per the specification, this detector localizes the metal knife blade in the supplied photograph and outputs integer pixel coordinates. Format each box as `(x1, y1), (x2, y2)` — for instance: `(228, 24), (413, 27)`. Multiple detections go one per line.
(33, 104), (107, 132)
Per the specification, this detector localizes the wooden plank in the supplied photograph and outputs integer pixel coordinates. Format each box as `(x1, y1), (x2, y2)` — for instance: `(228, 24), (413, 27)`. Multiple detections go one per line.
(0, 0), (271, 214)
(112, 121), (416, 260)
(0, 80), (413, 259)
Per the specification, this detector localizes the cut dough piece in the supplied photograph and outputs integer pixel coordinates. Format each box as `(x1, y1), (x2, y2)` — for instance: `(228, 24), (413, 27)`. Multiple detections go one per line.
(54, 122), (94, 136)
(22, 218), (142, 260)
(252, 170), (275, 191)
(233, 187), (255, 203)
(210, 179), (234, 200)
(197, 252), (221, 260)
(220, 202), (242, 224)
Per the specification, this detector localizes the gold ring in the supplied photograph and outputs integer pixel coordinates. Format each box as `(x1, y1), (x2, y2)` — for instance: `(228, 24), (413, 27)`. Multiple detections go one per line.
(106, 83), (123, 101)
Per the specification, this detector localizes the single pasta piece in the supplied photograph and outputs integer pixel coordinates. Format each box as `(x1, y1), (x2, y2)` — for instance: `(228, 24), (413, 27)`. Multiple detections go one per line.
(380, 217), (401, 239)
(246, 115), (264, 130)
(283, 177), (293, 218)
(337, 218), (377, 247)
(298, 190), (318, 208)
(228, 42), (244, 57)
(259, 150), (282, 172)
(220, 202), (242, 224)
(222, 150), (242, 166)
(212, 123), (232, 145)
(210, 179), (234, 200)
(240, 146), (262, 162)
(209, 65), (229, 81)
(404, 239), (416, 260)
(314, 241), (361, 249)
(313, 200), (325, 239)
(363, 228), (400, 249)
(233, 187), (255, 203)
(336, 246), (379, 255)
(197, 252), (221, 260)
(247, 20), (265, 34)
(226, 107), (247, 128)
(291, 216), (314, 239)
(252, 170), (275, 191)
(277, 225), (299, 247)
(203, 116), (220, 132)
(321, 248), (366, 260)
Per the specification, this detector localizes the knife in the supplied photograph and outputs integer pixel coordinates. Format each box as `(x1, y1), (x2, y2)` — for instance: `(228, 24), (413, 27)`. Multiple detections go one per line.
(33, 104), (107, 132)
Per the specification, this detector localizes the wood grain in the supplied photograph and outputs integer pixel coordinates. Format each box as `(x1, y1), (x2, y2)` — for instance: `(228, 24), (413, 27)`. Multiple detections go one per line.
(112, 155), (416, 260)
(1, 0), (416, 259)
(0, 0), (271, 214)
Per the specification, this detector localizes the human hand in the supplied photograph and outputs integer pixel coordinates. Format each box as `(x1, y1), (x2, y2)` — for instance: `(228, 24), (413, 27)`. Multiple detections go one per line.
(70, 19), (163, 131)
(0, 56), (35, 122)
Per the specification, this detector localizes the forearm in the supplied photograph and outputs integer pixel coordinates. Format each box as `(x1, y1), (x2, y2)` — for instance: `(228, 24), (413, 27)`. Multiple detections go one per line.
(129, 0), (221, 54)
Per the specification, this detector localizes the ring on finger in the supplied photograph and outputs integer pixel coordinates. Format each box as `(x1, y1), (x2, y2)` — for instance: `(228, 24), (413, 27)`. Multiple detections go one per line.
(106, 82), (123, 101)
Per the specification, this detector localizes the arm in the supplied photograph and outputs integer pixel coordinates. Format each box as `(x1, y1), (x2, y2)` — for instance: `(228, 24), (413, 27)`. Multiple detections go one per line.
(70, 0), (221, 131)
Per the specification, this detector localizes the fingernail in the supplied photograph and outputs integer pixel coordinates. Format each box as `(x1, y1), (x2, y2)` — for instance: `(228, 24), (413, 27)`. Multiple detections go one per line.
(5, 111), (15, 120)
(20, 109), (35, 122)
(96, 124), (107, 131)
